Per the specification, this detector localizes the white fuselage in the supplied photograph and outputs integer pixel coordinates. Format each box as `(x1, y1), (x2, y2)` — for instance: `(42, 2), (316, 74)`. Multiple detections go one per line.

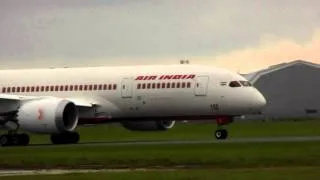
(0, 65), (266, 124)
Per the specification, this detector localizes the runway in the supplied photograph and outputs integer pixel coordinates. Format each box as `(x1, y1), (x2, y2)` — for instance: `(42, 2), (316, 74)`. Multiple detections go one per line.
(0, 168), (162, 177)
(29, 136), (320, 147)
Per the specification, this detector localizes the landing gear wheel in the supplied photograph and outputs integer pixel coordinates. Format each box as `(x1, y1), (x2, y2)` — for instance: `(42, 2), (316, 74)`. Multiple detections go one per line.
(215, 129), (228, 140)
(0, 134), (30, 146)
(50, 132), (80, 145)
(19, 133), (30, 146)
(0, 135), (10, 146)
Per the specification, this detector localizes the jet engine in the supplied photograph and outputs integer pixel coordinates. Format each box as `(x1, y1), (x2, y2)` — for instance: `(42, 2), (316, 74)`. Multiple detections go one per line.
(121, 120), (175, 131)
(17, 98), (78, 133)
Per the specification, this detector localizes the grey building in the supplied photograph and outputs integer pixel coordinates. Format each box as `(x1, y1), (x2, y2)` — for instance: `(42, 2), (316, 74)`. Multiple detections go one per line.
(242, 60), (320, 120)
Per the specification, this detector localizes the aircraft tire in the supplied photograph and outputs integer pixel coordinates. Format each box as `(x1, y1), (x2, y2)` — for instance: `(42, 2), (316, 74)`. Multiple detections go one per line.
(19, 133), (30, 146)
(51, 132), (80, 145)
(0, 135), (10, 146)
(215, 129), (228, 140)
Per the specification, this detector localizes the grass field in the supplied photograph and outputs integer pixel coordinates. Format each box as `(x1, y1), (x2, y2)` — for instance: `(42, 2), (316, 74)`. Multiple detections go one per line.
(1, 167), (320, 180)
(0, 120), (319, 179)
(25, 119), (320, 144)
(0, 140), (320, 169)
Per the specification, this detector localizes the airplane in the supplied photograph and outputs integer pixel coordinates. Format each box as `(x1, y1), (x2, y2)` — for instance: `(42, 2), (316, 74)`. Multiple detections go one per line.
(0, 64), (266, 146)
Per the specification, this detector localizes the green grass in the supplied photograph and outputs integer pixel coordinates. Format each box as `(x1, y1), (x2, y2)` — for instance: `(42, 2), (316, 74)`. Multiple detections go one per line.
(24, 120), (320, 144)
(2, 167), (320, 180)
(0, 141), (320, 169)
(0, 120), (320, 170)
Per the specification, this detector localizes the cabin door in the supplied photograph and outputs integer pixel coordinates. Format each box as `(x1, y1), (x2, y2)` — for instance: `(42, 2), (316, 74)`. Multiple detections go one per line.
(121, 77), (133, 98)
(194, 76), (209, 96)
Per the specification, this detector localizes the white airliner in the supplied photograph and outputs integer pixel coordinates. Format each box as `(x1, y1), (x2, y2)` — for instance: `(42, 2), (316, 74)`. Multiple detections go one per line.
(0, 64), (266, 146)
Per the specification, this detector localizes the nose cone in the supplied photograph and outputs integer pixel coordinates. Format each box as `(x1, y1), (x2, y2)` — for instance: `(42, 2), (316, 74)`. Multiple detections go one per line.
(252, 90), (267, 112)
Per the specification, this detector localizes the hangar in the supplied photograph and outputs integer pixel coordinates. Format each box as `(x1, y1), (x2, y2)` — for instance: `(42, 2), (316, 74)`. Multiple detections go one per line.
(243, 60), (320, 120)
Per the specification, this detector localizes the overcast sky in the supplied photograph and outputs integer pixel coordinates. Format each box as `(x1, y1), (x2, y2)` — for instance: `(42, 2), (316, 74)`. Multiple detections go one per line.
(0, 0), (319, 72)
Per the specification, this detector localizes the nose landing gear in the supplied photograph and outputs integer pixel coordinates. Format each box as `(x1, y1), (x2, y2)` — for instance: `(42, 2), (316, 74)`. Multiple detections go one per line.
(215, 116), (233, 140)
(215, 129), (228, 140)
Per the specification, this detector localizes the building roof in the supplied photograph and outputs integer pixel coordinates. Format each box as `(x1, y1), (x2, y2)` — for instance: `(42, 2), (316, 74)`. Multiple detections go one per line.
(243, 60), (320, 83)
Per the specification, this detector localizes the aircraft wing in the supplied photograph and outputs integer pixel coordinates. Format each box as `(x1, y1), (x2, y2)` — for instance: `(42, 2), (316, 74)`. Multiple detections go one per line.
(65, 98), (96, 107)
(0, 94), (95, 115)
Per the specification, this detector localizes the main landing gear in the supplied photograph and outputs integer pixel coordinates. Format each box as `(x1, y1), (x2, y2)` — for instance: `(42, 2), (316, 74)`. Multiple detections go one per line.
(50, 132), (80, 145)
(0, 132), (80, 147)
(0, 132), (30, 146)
(214, 116), (233, 140)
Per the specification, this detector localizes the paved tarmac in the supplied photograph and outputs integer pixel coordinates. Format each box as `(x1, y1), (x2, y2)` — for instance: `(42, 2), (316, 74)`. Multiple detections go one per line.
(28, 136), (320, 147)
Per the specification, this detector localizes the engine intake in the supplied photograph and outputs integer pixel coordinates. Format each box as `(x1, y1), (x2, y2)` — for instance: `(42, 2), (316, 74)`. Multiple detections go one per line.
(121, 120), (175, 131)
(17, 98), (78, 133)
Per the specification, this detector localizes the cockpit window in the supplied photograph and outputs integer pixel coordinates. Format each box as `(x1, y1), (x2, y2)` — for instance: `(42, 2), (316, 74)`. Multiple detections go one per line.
(229, 81), (241, 87)
(239, 81), (252, 87)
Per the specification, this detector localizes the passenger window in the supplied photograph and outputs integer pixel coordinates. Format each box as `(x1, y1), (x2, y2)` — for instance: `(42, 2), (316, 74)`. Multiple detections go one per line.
(79, 85), (83, 91)
(137, 83), (141, 89)
(12, 87), (16, 92)
(182, 82), (186, 88)
(162, 83), (166, 88)
(74, 85), (78, 91)
(147, 83), (151, 89)
(35, 86), (39, 92)
(7, 87), (11, 93)
(177, 82), (180, 88)
(229, 81), (241, 88)
(171, 82), (175, 88)
(41, 86), (44, 92)
(60, 85), (64, 91)
(108, 84), (112, 90)
(65, 85), (68, 91)
(26, 87), (30, 92)
(187, 82), (191, 88)
(152, 83), (156, 89)
(89, 85), (93, 90)
(17, 87), (20, 92)
(69, 85), (73, 91)
(93, 85), (97, 90)
(157, 83), (161, 89)
(21, 87), (25, 92)
(166, 82), (170, 88)
(2, 87), (5, 93)
(113, 84), (117, 90)
(142, 83), (146, 89)
(98, 84), (102, 90)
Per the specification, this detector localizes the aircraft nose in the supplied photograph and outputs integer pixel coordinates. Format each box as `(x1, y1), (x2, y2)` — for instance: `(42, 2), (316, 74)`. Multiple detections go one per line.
(253, 90), (267, 110)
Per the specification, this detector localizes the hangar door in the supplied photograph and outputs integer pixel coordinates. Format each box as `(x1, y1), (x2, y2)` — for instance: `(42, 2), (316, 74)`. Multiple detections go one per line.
(194, 76), (209, 96)
(121, 78), (133, 98)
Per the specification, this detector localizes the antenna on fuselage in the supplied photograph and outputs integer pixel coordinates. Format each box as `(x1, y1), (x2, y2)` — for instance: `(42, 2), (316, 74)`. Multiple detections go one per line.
(180, 59), (190, 64)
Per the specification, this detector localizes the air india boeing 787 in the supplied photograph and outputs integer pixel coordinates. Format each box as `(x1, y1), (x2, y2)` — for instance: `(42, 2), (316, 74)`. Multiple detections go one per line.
(0, 64), (266, 146)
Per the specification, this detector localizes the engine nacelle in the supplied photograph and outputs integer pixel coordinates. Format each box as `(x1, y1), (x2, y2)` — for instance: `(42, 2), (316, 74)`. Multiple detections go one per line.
(17, 98), (78, 133)
(121, 120), (175, 131)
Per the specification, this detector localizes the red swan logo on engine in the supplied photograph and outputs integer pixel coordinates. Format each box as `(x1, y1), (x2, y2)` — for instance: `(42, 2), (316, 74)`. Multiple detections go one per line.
(38, 108), (44, 120)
